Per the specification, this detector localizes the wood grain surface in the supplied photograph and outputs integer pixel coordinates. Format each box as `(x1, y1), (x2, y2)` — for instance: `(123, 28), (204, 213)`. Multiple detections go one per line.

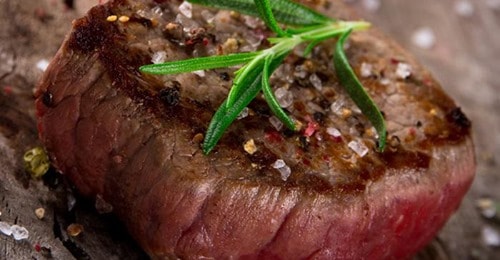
(0, 0), (499, 259)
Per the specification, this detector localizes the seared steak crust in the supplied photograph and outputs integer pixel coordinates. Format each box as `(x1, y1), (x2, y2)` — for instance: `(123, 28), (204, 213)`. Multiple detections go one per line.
(35, 0), (475, 258)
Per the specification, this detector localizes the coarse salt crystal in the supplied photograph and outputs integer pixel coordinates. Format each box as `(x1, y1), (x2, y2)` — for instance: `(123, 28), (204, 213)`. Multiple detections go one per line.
(237, 107), (249, 120)
(36, 59), (50, 71)
(151, 51), (167, 64)
(380, 78), (391, 85)
(362, 0), (381, 12)
(326, 127), (342, 138)
(309, 73), (323, 90)
(360, 62), (373, 78)
(193, 70), (205, 77)
(455, 0), (474, 17)
(482, 226), (500, 247)
(330, 98), (345, 115)
(243, 16), (262, 29)
(175, 14), (199, 33)
(179, 1), (193, 18)
(348, 140), (369, 157)
(269, 116), (283, 131)
(274, 87), (294, 108)
(11, 225), (29, 240)
(0, 221), (13, 236)
(272, 159), (286, 169)
(412, 27), (436, 50)
(200, 10), (215, 23)
(272, 159), (291, 181)
(395, 63), (412, 79)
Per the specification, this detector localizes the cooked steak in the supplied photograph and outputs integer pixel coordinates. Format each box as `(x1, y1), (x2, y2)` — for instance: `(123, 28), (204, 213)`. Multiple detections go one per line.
(35, 0), (475, 258)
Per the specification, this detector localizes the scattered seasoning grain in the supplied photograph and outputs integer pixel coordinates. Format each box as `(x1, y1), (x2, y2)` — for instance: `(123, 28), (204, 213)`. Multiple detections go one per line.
(429, 108), (438, 116)
(222, 38), (239, 54)
(24, 147), (50, 178)
(192, 133), (204, 143)
(341, 108), (352, 119)
(388, 135), (401, 148)
(66, 223), (84, 237)
(302, 60), (314, 72)
(165, 22), (179, 30)
(118, 15), (130, 23)
(229, 11), (240, 19)
(35, 208), (45, 220)
(243, 139), (257, 155)
(476, 198), (497, 218)
(106, 15), (117, 22)
(364, 127), (376, 138)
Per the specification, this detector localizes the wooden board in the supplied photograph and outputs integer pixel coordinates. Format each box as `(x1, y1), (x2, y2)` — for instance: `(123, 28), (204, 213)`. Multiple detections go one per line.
(1, 0), (498, 259)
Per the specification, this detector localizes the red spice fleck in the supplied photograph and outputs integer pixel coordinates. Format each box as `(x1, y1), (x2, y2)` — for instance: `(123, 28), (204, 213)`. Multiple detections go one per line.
(265, 129), (283, 143)
(304, 121), (319, 137)
(390, 58), (400, 65)
(3, 86), (13, 95)
(202, 37), (209, 46)
(35, 244), (41, 252)
(302, 158), (311, 166)
(423, 77), (433, 87)
(322, 155), (330, 162)
(408, 127), (417, 136)
(185, 39), (195, 45)
(34, 8), (46, 18)
(331, 136), (343, 143)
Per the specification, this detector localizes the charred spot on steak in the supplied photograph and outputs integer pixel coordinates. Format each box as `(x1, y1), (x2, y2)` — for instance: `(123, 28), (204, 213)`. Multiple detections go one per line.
(448, 107), (472, 129)
(42, 91), (53, 107)
(158, 82), (180, 107)
(218, 72), (230, 81)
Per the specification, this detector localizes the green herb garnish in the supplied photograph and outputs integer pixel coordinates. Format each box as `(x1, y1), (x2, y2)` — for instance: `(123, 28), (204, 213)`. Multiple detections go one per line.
(140, 0), (387, 154)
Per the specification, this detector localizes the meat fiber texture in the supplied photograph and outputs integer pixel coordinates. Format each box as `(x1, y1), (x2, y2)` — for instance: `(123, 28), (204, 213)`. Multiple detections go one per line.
(34, 0), (475, 259)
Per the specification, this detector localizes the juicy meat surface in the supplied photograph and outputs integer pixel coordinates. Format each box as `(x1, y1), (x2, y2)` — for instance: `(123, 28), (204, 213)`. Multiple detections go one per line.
(35, 0), (475, 259)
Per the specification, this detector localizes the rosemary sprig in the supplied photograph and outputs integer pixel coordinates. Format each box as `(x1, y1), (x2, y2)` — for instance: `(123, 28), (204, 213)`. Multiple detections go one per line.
(140, 0), (387, 153)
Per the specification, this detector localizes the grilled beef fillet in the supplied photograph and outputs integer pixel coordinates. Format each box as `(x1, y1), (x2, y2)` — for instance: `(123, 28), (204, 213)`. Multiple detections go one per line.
(35, 0), (475, 258)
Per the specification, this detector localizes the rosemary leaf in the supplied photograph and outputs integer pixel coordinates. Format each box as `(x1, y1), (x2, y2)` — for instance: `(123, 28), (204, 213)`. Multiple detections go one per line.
(303, 39), (322, 56)
(226, 55), (265, 109)
(188, 0), (331, 26)
(254, 0), (288, 37)
(203, 54), (287, 154)
(333, 29), (387, 151)
(139, 52), (259, 75)
(261, 54), (295, 130)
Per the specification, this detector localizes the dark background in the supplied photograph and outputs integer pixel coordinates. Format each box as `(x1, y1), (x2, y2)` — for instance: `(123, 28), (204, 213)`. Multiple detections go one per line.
(1, 0), (499, 259)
